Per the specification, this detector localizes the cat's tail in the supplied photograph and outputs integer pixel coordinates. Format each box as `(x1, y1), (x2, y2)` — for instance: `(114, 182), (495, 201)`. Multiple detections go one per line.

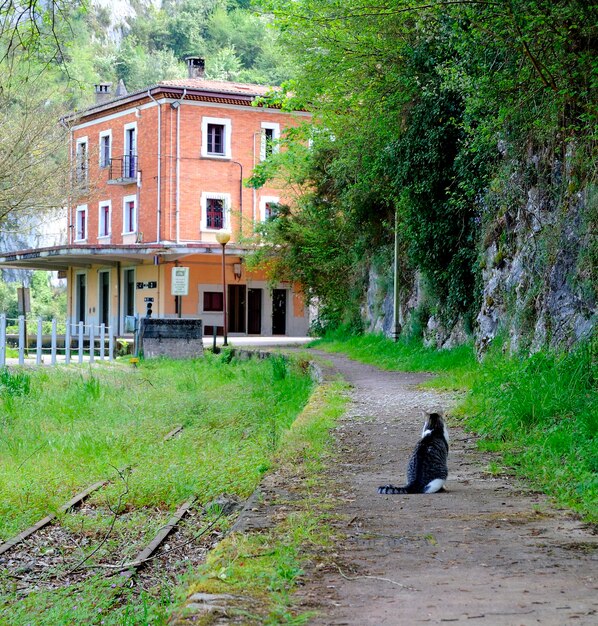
(378, 484), (412, 494)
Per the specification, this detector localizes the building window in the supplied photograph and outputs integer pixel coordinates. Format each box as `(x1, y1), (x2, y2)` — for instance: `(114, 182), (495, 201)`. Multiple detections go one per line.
(75, 137), (88, 184)
(260, 122), (280, 160)
(206, 198), (224, 229)
(207, 124), (224, 155)
(99, 131), (111, 168)
(203, 291), (223, 312)
(201, 117), (231, 159)
(123, 195), (137, 234)
(75, 205), (87, 241)
(123, 123), (137, 179)
(201, 192), (230, 231)
(259, 196), (280, 222)
(99, 201), (111, 238)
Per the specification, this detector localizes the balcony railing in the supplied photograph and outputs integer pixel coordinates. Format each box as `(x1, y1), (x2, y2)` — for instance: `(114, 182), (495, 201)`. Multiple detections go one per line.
(108, 155), (138, 183)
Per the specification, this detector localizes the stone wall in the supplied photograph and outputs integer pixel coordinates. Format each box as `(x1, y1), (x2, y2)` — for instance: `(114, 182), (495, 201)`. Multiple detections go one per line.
(361, 149), (596, 353)
(140, 318), (204, 359)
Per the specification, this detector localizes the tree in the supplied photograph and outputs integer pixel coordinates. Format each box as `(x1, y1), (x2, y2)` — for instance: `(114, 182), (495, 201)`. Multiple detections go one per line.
(251, 0), (597, 331)
(0, 1), (86, 66)
(0, 81), (69, 226)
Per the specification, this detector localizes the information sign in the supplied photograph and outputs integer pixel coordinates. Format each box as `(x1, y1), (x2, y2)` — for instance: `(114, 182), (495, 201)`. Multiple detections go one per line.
(171, 267), (190, 296)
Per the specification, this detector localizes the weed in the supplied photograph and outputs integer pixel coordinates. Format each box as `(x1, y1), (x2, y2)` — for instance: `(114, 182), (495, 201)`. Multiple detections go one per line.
(80, 372), (101, 399)
(219, 346), (234, 364)
(485, 461), (503, 476)
(0, 368), (31, 398)
(271, 355), (289, 381)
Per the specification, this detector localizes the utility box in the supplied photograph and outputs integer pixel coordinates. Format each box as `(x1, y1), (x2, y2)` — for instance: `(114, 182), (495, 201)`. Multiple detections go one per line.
(139, 318), (204, 359)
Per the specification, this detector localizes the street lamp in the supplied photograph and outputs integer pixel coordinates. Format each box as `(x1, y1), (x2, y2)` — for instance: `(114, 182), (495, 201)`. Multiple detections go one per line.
(215, 230), (231, 346)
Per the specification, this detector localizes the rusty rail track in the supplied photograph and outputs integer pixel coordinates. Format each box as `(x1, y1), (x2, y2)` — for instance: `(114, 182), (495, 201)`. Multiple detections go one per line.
(0, 425), (184, 559)
(118, 497), (196, 583)
(0, 479), (108, 557)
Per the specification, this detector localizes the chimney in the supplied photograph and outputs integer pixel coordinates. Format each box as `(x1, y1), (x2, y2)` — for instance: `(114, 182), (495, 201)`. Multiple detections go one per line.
(94, 82), (112, 104)
(185, 57), (205, 79)
(115, 79), (128, 98)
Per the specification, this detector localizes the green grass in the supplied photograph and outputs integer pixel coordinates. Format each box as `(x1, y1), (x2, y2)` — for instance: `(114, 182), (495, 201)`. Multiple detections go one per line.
(459, 339), (597, 521)
(313, 332), (597, 522)
(309, 332), (478, 389)
(0, 353), (314, 625)
(176, 380), (350, 624)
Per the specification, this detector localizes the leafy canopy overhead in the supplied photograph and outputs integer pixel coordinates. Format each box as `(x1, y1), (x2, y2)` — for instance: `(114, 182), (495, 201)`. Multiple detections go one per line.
(251, 0), (596, 331)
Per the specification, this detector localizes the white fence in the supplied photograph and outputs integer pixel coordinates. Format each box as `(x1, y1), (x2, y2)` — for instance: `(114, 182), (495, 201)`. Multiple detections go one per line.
(0, 315), (114, 367)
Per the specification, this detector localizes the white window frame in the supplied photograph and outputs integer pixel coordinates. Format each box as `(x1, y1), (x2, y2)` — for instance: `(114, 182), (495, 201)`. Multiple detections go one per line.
(123, 122), (137, 179)
(99, 130), (112, 168)
(123, 122), (137, 154)
(75, 204), (88, 242)
(74, 271), (87, 324)
(98, 200), (111, 239)
(98, 269), (111, 327)
(201, 116), (232, 159)
(201, 192), (231, 232)
(259, 196), (280, 222)
(260, 122), (280, 161)
(122, 267), (136, 320)
(75, 136), (88, 184)
(122, 194), (137, 235)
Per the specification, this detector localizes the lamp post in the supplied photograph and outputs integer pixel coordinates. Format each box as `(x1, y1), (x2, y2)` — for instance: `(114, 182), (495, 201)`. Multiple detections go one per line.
(391, 207), (401, 342)
(215, 230), (231, 346)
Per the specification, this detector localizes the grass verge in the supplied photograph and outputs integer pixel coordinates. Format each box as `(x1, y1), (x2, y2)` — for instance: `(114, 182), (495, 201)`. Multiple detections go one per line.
(309, 333), (477, 389)
(0, 352), (314, 625)
(172, 379), (350, 624)
(312, 333), (597, 523)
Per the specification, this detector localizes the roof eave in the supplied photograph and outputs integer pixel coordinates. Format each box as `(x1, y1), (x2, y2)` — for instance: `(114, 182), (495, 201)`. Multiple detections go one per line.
(0, 243), (249, 271)
(63, 84), (276, 125)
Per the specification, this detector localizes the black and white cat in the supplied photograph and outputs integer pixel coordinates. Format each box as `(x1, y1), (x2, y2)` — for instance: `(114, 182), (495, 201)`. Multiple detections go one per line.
(378, 411), (449, 494)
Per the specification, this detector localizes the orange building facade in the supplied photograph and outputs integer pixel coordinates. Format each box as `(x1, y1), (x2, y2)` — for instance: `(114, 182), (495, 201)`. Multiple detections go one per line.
(1, 61), (310, 337)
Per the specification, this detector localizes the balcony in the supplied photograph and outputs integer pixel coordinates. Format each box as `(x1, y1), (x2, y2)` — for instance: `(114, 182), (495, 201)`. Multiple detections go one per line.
(108, 155), (138, 184)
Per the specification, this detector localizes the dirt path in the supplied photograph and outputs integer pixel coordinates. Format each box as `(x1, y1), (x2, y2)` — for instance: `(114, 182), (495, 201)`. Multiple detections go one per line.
(297, 351), (597, 625)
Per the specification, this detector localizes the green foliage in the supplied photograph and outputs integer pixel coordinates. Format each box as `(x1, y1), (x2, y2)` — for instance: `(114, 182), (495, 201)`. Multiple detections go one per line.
(0, 272), (66, 320)
(29, 272), (67, 319)
(114, 38), (186, 91)
(113, 0), (293, 87)
(251, 0), (597, 335)
(0, 280), (18, 319)
(461, 338), (597, 520)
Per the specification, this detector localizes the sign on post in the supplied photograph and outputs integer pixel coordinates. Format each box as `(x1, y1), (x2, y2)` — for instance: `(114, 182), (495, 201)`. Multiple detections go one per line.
(17, 287), (31, 314)
(171, 267), (190, 296)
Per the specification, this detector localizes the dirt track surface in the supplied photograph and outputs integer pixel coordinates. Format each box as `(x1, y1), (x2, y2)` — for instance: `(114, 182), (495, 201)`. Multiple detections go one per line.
(298, 351), (598, 625)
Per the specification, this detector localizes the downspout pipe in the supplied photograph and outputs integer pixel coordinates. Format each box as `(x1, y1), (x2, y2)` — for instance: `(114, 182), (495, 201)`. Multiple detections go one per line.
(175, 89), (187, 244)
(60, 118), (73, 244)
(232, 161), (243, 237)
(117, 261), (122, 336)
(147, 89), (162, 244)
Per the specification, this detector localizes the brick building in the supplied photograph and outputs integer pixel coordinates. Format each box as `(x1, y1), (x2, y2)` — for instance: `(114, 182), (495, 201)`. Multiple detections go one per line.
(0, 59), (310, 337)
